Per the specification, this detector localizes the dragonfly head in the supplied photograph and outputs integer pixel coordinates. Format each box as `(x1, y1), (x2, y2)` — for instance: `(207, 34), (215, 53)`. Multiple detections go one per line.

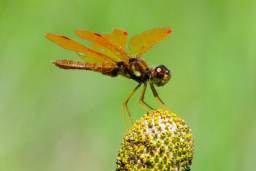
(150, 65), (171, 86)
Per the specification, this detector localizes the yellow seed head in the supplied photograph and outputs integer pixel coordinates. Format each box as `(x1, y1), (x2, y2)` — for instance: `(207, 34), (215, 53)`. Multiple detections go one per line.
(116, 109), (193, 171)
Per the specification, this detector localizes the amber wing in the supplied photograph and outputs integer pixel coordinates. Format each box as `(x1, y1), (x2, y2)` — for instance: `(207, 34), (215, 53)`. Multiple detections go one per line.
(46, 33), (116, 64)
(80, 29), (129, 63)
(76, 29), (129, 63)
(128, 27), (172, 57)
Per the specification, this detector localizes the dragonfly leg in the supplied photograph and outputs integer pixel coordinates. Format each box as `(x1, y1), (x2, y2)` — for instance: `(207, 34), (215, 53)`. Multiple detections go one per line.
(139, 83), (154, 111)
(149, 82), (170, 110)
(122, 83), (142, 125)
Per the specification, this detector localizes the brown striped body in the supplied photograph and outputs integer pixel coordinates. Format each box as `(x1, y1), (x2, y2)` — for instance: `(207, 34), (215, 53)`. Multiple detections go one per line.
(53, 57), (151, 83)
(53, 59), (119, 77)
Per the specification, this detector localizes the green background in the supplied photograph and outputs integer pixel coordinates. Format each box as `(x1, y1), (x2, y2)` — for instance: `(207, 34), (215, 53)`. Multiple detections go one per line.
(0, 0), (255, 170)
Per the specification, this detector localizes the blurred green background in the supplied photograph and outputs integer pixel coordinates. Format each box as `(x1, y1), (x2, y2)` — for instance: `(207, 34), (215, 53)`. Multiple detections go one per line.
(0, 0), (255, 170)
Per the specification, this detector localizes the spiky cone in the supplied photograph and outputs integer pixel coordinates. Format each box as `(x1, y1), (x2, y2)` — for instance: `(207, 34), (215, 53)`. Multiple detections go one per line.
(116, 109), (193, 171)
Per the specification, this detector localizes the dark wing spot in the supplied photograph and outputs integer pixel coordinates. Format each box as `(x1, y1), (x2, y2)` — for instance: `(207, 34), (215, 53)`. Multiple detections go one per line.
(124, 31), (128, 36)
(61, 36), (70, 40)
(167, 29), (172, 34)
(94, 33), (102, 37)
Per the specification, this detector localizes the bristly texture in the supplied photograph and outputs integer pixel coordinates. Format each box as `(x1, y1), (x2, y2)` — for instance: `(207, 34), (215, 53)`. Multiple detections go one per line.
(116, 109), (193, 171)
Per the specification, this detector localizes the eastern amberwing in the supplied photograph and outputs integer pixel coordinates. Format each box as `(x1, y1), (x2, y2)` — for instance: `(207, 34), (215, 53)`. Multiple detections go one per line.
(47, 27), (172, 122)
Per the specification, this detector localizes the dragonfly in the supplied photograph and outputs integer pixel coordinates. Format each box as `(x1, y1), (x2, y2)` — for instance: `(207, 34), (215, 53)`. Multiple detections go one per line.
(47, 27), (172, 123)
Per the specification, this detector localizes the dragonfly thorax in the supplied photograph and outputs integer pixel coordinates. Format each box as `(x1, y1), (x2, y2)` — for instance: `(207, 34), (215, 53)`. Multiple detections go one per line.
(120, 57), (150, 83)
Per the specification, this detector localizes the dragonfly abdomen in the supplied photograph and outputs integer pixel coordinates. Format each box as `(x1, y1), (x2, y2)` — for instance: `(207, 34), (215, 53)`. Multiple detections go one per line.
(53, 59), (119, 77)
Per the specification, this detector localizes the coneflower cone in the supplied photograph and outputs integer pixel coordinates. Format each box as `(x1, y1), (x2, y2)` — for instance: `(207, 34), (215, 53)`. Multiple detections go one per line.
(116, 109), (193, 171)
